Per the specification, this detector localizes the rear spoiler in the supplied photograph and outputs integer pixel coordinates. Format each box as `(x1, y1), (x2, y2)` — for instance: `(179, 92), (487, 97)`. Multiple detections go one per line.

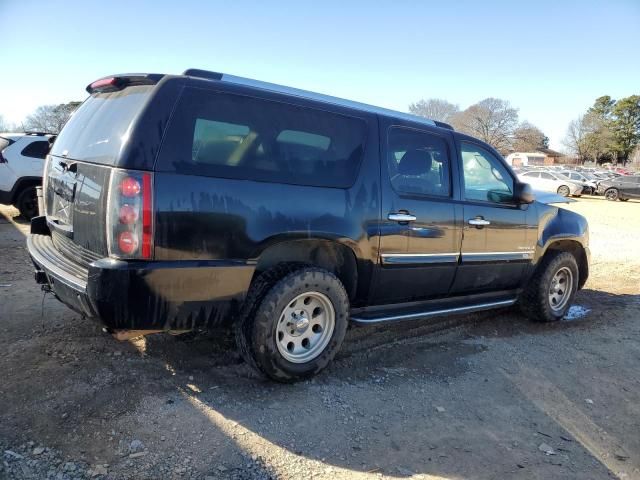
(86, 73), (165, 94)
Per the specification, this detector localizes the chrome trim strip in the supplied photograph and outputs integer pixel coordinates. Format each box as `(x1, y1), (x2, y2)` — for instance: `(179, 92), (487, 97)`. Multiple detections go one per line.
(461, 251), (534, 262)
(381, 253), (460, 258)
(351, 299), (517, 324)
(381, 253), (460, 265)
(462, 251), (534, 256)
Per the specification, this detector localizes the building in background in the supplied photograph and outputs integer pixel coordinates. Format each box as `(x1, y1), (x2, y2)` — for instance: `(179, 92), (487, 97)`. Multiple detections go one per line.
(506, 148), (564, 167)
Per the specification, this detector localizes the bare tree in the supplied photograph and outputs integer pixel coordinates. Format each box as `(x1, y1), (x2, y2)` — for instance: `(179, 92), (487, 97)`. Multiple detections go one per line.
(409, 98), (460, 123)
(512, 121), (547, 152)
(451, 98), (519, 154)
(563, 116), (588, 162)
(24, 101), (81, 134)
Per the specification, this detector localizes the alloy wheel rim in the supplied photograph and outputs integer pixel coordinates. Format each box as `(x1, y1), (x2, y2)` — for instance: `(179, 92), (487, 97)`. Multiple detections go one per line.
(275, 291), (335, 363)
(548, 267), (573, 312)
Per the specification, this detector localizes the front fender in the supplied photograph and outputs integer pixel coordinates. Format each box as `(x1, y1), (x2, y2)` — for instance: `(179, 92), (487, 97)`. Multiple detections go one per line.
(529, 204), (590, 288)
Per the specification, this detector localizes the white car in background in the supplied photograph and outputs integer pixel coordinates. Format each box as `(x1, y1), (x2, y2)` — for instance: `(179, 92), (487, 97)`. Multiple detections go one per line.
(517, 170), (583, 197)
(0, 132), (54, 219)
(559, 170), (598, 194)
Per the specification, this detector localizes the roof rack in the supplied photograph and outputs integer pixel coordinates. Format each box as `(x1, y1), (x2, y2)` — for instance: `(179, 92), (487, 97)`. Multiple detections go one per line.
(183, 68), (451, 131)
(24, 131), (56, 136)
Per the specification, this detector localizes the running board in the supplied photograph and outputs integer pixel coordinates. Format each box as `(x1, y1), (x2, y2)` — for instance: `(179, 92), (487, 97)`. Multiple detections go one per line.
(350, 298), (517, 325)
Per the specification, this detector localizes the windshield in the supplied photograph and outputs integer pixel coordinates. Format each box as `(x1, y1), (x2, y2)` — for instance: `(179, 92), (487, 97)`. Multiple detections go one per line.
(50, 85), (153, 165)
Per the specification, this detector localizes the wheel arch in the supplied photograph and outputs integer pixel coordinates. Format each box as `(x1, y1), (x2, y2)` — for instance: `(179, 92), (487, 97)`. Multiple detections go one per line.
(251, 238), (361, 302)
(10, 176), (42, 204)
(541, 239), (589, 290)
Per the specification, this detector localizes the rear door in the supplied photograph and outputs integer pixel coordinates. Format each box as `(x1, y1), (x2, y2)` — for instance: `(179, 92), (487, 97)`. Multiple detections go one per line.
(372, 120), (462, 304)
(450, 140), (536, 294)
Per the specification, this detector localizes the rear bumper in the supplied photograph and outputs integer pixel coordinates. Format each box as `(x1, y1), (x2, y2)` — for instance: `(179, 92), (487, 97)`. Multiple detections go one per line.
(27, 221), (255, 330)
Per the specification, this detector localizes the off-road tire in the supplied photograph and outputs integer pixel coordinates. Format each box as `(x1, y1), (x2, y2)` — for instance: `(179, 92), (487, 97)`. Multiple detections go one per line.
(519, 250), (579, 323)
(15, 186), (38, 220)
(234, 265), (349, 382)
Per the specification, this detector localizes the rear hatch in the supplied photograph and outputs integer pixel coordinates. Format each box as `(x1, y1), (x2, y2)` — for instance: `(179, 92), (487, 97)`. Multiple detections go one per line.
(45, 78), (159, 263)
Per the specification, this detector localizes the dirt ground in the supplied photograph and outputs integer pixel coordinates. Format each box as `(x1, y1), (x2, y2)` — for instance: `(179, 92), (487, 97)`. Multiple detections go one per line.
(1, 196), (639, 480)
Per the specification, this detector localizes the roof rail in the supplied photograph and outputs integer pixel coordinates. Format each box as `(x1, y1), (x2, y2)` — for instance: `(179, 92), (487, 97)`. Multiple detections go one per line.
(182, 68), (450, 130)
(433, 121), (454, 131)
(24, 131), (56, 136)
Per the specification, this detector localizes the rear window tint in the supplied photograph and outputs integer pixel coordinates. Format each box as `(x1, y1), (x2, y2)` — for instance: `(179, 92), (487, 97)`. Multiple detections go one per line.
(157, 89), (367, 188)
(50, 85), (153, 165)
(21, 140), (50, 159)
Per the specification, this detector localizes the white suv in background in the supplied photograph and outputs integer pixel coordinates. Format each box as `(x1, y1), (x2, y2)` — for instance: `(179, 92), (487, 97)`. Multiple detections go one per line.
(517, 170), (583, 197)
(0, 132), (54, 219)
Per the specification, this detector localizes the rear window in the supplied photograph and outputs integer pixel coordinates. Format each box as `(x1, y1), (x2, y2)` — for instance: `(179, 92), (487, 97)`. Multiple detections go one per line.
(21, 140), (50, 159)
(50, 85), (153, 165)
(156, 89), (367, 188)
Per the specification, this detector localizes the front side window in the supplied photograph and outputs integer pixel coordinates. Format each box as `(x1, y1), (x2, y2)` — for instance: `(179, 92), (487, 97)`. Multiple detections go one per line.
(386, 127), (451, 197)
(157, 89), (367, 188)
(461, 142), (514, 203)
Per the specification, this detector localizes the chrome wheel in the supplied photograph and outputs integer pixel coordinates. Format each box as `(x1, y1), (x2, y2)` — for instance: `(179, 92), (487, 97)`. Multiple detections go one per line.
(548, 267), (573, 312)
(275, 291), (335, 363)
(557, 185), (570, 197)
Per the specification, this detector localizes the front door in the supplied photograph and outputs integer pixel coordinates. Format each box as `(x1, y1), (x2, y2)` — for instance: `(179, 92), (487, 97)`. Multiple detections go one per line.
(450, 141), (537, 294)
(372, 123), (462, 304)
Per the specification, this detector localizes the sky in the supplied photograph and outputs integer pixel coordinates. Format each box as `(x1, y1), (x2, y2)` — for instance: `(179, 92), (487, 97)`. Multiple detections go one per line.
(1, 0), (639, 150)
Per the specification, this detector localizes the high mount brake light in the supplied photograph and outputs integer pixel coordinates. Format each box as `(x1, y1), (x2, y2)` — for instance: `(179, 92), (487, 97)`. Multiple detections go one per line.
(107, 170), (153, 259)
(89, 77), (118, 91)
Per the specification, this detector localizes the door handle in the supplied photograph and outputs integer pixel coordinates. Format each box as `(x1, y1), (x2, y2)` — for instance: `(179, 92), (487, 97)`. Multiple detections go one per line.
(388, 212), (417, 222)
(468, 218), (491, 226)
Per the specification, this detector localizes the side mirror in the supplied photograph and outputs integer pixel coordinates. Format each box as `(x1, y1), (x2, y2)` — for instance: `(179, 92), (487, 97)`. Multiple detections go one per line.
(514, 182), (535, 204)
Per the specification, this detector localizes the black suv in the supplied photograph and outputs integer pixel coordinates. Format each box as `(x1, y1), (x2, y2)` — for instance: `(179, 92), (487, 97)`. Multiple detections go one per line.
(27, 70), (590, 382)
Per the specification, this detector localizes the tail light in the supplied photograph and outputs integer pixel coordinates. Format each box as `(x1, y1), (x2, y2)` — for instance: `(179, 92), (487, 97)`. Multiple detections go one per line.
(107, 170), (153, 259)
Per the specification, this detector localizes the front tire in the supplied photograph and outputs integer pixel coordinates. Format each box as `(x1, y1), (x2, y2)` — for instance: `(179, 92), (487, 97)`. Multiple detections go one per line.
(15, 186), (38, 220)
(519, 251), (579, 322)
(235, 266), (349, 382)
(605, 188), (619, 201)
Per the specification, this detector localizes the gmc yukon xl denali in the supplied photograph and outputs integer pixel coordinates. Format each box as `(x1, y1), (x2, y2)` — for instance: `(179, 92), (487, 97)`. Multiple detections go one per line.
(27, 69), (590, 382)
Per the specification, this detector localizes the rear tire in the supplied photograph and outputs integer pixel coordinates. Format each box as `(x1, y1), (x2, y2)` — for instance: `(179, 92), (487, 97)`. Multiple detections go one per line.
(519, 251), (579, 323)
(235, 266), (349, 382)
(15, 186), (38, 220)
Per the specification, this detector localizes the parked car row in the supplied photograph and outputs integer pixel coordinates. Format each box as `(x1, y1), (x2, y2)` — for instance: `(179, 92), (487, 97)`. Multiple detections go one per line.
(513, 164), (639, 201)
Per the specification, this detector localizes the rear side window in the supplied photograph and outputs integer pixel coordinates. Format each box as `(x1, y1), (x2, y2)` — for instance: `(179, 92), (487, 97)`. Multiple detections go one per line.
(21, 140), (50, 159)
(157, 89), (367, 188)
(386, 127), (451, 197)
(51, 85), (153, 165)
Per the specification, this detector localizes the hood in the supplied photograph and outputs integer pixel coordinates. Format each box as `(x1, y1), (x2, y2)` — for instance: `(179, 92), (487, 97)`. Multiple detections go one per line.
(533, 190), (576, 204)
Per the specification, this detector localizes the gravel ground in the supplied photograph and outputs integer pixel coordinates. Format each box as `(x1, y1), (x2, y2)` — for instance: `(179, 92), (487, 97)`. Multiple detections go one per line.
(1, 196), (639, 480)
